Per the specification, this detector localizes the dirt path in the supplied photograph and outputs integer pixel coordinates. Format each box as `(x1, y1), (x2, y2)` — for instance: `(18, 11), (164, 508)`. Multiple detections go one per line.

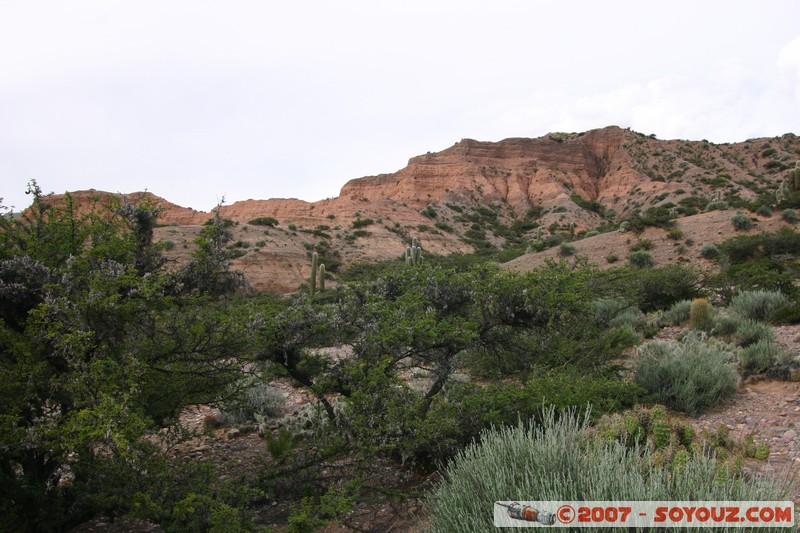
(689, 380), (800, 502)
(687, 325), (800, 503)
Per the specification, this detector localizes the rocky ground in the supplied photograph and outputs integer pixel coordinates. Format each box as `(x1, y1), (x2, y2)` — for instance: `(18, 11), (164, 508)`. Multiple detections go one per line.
(686, 325), (800, 503)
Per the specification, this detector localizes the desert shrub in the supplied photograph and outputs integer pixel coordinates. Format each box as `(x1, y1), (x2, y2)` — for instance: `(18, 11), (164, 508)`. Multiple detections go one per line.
(689, 298), (714, 331)
(605, 253), (618, 263)
(711, 312), (743, 338)
(666, 228), (684, 240)
(346, 369), (646, 466)
(718, 258), (798, 298)
(249, 216), (278, 226)
(607, 307), (646, 331)
(629, 239), (653, 251)
(663, 299), (691, 325)
(720, 227), (800, 263)
(434, 221), (454, 233)
(425, 408), (785, 533)
(699, 243), (720, 259)
(731, 211), (752, 231)
(705, 200), (729, 211)
(735, 319), (775, 348)
(634, 333), (739, 416)
(421, 206), (437, 219)
(351, 218), (374, 228)
(618, 265), (702, 313)
(204, 217), (235, 227)
(559, 243), (576, 256)
(755, 205), (773, 217)
(219, 378), (287, 425)
(279, 401), (345, 442)
(729, 289), (788, 323)
(628, 250), (653, 268)
(739, 340), (787, 375)
(591, 298), (632, 325)
(781, 208), (798, 223)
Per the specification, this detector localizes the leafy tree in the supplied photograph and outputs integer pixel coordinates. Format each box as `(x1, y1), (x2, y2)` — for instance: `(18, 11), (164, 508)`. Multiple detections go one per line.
(0, 189), (248, 530)
(178, 202), (246, 296)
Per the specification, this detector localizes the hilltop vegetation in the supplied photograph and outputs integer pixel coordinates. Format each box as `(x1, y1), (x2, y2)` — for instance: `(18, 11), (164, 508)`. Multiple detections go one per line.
(3, 173), (800, 531)
(31, 127), (800, 293)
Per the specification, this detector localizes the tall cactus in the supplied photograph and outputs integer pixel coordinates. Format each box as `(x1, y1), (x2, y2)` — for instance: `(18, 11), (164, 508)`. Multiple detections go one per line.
(788, 162), (800, 193)
(318, 263), (325, 292)
(407, 237), (423, 266)
(310, 251), (318, 296)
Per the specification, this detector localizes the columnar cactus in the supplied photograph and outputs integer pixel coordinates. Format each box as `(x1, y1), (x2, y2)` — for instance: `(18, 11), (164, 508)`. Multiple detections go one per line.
(318, 263), (325, 292)
(310, 251), (318, 296)
(788, 162), (800, 193)
(406, 237), (423, 266)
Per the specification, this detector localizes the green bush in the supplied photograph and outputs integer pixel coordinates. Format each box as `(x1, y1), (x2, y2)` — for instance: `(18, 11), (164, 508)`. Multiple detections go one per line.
(219, 378), (287, 425)
(711, 312), (743, 338)
(719, 227), (800, 263)
(204, 217), (235, 227)
(434, 221), (454, 233)
(781, 208), (798, 223)
(699, 243), (720, 259)
(666, 228), (684, 240)
(629, 239), (653, 251)
(634, 333), (739, 416)
(628, 250), (653, 268)
(421, 206), (437, 219)
(351, 218), (374, 228)
(755, 205), (773, 217)
(739, 339), (786, 375)
(591, 298), (632, 325)
(705, 200), (729, 211)
(729, 290), (788, 323)
(425, 408), (785, 533)
(735, 319), (775, 347)
(616, 265), (702, 313)
(663, 299), (691, 325)
(731, 211), (752, 231)
(248, 216), (278, 226)
(608, 307), (646, 331)
(559, 243), (576, 256)
(369, 372), (647, 465)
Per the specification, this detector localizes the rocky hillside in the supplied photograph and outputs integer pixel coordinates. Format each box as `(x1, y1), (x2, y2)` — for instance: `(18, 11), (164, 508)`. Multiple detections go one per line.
(35, 126), (800, 292)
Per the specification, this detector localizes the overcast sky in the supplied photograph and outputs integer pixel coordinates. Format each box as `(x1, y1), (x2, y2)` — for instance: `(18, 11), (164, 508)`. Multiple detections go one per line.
(2, 1), (799, 212)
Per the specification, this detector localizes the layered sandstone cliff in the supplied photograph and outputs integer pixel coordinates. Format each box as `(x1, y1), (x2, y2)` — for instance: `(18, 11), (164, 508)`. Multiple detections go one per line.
(29, 126), (800, 292)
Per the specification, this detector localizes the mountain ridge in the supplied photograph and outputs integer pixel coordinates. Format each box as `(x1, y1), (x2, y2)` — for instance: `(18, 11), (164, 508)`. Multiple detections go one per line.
(31, 126), (800, 292)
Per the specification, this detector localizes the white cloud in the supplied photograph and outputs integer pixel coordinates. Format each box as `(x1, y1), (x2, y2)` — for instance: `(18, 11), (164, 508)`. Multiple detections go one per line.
(1, 1), (799, 211)
(778, 36), (800, 104)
